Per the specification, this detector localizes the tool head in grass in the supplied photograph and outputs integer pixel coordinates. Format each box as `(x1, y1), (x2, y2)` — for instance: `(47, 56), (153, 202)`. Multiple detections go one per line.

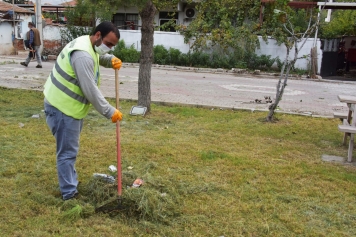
(83, 171), (182, 223)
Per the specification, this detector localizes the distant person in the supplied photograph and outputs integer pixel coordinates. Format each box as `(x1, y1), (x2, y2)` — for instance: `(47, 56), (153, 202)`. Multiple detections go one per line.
(43, 21), (123, 200)
(20, 22), (42, 68)
(24, 30), (35, 60)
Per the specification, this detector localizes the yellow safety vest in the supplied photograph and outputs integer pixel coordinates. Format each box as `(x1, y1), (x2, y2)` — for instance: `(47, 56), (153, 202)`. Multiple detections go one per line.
(43, 35), (100, 119)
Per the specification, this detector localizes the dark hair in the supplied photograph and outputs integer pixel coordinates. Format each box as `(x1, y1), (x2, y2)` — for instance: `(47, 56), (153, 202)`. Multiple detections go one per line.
(28, 22), (35, 26)
(91, 21), (120, 39)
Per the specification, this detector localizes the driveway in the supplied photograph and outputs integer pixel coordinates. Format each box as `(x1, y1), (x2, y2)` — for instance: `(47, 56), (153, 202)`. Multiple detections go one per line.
(1, 53), (355, 118)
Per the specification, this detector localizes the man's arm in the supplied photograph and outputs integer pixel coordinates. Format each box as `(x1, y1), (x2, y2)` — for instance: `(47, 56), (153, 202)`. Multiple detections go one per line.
(99, 54), (115, 68)
(71, 50), (116, 119)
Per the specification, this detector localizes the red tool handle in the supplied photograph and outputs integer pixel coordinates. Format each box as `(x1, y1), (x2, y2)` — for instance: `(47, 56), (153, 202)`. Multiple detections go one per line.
(115, 69), (122, 196)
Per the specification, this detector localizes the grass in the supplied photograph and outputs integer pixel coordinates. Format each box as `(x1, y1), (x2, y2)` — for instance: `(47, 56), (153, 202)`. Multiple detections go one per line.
(0, 60), (16, 65)
(1, 87), (356, 236)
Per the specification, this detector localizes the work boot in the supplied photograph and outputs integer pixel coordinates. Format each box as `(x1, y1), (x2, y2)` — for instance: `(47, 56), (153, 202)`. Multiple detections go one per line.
(20, 62), (28, 67)
(63, 192), (79, 201)
(36, 65), (42, 68)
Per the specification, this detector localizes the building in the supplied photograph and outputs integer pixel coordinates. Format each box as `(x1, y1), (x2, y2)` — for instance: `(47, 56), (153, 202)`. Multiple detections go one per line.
(0, 1), (34, 54)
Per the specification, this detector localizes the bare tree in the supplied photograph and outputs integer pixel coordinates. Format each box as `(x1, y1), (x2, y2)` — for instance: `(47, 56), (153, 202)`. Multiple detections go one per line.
(266, 8), (320, 122)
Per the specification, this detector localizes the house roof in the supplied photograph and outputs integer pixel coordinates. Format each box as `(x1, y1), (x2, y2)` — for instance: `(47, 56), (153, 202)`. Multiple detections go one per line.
(61, 1), (77, 7)
(261, 1), (356, 10)
(0, 1), (34, 14)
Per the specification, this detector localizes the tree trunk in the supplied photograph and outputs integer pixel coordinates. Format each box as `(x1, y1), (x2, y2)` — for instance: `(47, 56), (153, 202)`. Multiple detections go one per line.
(266, 63), (292, 121)
(138, 0), (156, 113)
(266, 47), (290, 122)
(311, 46), (318, 79)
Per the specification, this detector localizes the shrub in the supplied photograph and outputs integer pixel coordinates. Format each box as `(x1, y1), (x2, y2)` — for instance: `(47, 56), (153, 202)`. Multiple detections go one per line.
(190, 51), (210, 67)
(210, 52), (230, 69)
(259, 54), (276, 70)
(154, 45), (169, 65)
(177, 53), (190, 66)
(60, 25), (92, 46)
(276, 57), (284, 71)
(168, 48), (181, 65)
(244, 53), (261, 70)
(113, 40), (140, 63)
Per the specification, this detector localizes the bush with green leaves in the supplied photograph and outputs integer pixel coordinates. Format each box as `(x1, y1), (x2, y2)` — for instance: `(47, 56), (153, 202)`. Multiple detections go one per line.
(168, 48), (181, 65)
(190, 51), (211, 67)
(276, 57), (284, 71)
(210, 52), (231, 69)
(259, 54), (276, 70)
(177, 52), (190, 66)
(60, 25), (93, 46)
(244, 53), (261, 70)
(112, 40), (140, 63)
(154, 45), (169, 65)
(109, 41), (280, 72)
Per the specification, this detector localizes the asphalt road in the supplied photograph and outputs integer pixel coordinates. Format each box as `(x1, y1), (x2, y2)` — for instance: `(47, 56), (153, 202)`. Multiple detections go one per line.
(1, 54), (355, 117)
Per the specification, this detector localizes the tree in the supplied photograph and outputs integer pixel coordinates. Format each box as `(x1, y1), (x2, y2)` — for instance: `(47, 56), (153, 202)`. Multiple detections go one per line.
(319, 9), (356, 39)
(60, 0), (113, 49)
(179, 0), (261, 61)
(260, 1), (320, 121)
(89, 0), (184, 113)
(65, 0), (113, 27)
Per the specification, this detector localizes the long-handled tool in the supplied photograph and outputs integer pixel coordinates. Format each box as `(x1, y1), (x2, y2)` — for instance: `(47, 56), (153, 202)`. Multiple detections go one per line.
(95, 69), (124, 213)
(115, 68), (123, 206)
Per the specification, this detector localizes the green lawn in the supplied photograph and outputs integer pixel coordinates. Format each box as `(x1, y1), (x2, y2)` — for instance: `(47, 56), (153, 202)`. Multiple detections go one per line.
(0, 87), (355, 237)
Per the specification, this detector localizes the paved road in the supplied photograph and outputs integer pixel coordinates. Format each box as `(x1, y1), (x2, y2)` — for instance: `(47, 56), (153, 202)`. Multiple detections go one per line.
(1, 54), (355, 117)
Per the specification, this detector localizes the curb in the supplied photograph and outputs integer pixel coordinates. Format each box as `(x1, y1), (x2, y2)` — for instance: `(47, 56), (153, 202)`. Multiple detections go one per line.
(120, 98), (334, 119)
(1, 55), (355, 83)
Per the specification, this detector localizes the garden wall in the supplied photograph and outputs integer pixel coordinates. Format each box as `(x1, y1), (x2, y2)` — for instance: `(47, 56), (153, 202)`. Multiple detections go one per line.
(41, 25), (322, 72)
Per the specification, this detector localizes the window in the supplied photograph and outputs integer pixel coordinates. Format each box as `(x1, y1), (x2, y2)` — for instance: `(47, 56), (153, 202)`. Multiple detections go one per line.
(159, 12), (178, 32)
(113, 13), (139, 30)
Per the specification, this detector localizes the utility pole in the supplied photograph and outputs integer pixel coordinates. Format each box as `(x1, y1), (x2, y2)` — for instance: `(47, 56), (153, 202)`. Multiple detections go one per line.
(35, 0), (43, 54)
(12, 0), (17, 55)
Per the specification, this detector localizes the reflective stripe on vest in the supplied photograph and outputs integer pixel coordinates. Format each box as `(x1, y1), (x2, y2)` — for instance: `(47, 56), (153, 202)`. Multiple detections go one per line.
(50, 64), (89, 105)
(43, 35), (99, 119)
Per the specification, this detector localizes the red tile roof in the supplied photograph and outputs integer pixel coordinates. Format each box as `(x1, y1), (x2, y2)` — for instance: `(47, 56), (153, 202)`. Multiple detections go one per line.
(0, 1), (34, 14)
(61, 1), (76, 6)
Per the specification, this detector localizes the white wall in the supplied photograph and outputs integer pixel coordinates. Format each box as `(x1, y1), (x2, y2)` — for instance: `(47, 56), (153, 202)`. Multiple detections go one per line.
(342, 36), (356, 51)
(40, 25), (321, 72)
(17, 15), (34, 39)
(43, 24), (62, 40)
(119, 30), (192, 53)
(0, 14), (34, 55)
(119, 31), (321, 72)
(0, 22), (14, 55)
(256, 37), (322, 72)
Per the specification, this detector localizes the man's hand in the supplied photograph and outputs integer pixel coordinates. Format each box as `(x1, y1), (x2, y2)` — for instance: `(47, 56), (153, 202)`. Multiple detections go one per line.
(111, 57), (122, 70)
(111, 109), (123, 123)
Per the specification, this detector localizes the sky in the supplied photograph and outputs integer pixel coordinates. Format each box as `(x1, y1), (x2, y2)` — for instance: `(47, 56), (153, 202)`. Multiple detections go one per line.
(41, 0), (69, 4)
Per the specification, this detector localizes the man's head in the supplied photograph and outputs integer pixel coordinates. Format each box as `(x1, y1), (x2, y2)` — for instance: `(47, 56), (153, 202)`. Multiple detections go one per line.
(91, 21), (120, 54)
(28, 22), (35, 29)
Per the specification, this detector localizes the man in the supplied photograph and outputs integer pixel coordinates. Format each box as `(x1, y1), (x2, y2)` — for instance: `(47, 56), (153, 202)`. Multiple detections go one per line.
(21, 22), (42, 68)
(43, 21), (123, 200)
(24, 30), (35, 60)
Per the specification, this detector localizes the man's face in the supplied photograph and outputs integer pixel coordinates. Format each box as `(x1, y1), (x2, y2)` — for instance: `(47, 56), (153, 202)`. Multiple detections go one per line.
(95, 31), (119, 49)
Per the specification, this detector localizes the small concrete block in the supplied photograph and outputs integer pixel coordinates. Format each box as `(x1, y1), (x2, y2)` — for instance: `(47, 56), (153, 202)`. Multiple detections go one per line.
(321, 154), (345, 163)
